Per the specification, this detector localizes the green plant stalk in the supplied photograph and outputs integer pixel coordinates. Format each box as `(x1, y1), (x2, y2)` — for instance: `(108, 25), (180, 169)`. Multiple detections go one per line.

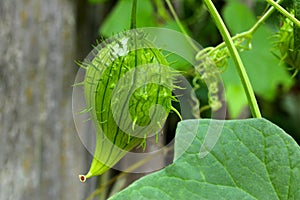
(130, 0), (137, 29)
(212, 0), (283, 53)
(203, 0), (262, 118)
(266, 0), (300, 27)
(165, 0), (200, 52)
(249, 0), (283, 34)
(295, 0), (300, 50)
(154, 0), (171, 21)
(165, 0), (188, 36)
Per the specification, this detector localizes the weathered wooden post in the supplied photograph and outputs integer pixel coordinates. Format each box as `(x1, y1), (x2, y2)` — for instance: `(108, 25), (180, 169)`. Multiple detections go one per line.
(0, 0), (99, 199)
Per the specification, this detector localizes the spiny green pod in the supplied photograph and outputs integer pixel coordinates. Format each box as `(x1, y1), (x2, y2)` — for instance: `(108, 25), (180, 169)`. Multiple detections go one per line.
(276, 12), (300, 72)
(78, 32), (177, 182)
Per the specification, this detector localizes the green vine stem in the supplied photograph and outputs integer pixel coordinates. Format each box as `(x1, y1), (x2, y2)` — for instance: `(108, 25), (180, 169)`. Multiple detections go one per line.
(212, 0), (283, 54)
(249, 0), (282, 34)
(213, 0), (300, 52)
(165, 0), (188, 36)
(154, 0), (171, 22)
(203, 0), (262, 118)
(130, 0), (137, 29)
(165, 0), (200, 52)
(266, 0), (300, 27)
(295, 0), (300, 50)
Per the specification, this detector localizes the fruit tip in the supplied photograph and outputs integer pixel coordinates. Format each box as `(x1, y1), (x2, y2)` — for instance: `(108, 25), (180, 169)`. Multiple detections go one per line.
(79, 175), (86, 183)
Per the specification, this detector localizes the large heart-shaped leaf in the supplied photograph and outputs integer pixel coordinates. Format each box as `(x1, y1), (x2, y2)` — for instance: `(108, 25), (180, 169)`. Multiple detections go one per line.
(109, 119), (300, 199)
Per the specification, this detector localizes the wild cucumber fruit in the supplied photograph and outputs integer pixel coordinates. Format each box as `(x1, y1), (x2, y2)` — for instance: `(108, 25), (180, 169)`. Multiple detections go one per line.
(78, 32), (177, 182)
(276, 13), (300, 73)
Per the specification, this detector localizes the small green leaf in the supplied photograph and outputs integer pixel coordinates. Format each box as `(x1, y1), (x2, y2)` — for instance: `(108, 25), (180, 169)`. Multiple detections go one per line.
(109, 119), (300, 199)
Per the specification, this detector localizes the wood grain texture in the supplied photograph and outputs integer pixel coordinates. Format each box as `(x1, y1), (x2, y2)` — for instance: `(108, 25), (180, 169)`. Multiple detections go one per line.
(0, 0), (97, 199)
